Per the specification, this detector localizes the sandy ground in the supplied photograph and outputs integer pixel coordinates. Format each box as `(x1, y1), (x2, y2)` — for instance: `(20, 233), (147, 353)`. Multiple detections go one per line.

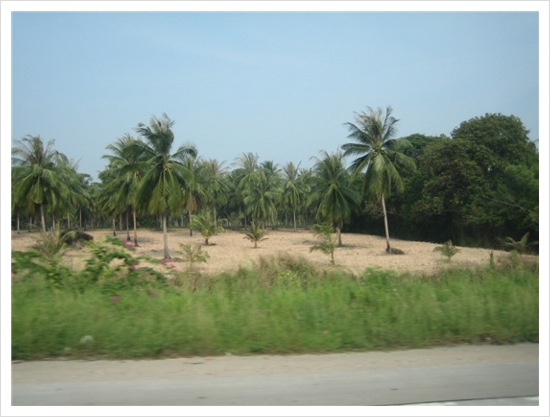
(10, 227), (526, 276)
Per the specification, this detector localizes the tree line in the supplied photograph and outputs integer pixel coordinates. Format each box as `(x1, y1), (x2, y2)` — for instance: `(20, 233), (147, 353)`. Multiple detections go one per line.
(12, 107), (539, 258)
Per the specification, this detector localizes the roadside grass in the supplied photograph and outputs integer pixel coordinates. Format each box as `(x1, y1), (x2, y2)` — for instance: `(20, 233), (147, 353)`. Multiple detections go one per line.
(11, 243), (539, 360)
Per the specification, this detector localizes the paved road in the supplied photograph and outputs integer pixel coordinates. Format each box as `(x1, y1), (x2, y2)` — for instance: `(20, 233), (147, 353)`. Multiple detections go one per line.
(11, 343), (539, 406)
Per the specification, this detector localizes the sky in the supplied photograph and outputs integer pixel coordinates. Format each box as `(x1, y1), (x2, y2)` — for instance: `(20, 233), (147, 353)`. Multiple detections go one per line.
(6, 5), (544, 182)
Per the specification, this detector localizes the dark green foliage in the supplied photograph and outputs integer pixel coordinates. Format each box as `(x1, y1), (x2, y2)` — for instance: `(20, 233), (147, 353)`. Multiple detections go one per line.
(389, 247), (404, 255)
(503, 232), (538, 255)
(398, 113), (538, 247)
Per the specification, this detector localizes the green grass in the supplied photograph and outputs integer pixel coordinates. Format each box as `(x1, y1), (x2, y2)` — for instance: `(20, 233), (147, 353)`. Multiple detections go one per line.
(11, 252), (539, 360)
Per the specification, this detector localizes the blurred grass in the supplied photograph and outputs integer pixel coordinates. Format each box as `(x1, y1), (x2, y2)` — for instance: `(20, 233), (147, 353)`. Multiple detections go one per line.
(12, 253), (539, 360)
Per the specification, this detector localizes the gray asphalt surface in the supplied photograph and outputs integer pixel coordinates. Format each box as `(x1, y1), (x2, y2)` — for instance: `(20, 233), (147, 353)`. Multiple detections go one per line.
(11, 343), (540, 406)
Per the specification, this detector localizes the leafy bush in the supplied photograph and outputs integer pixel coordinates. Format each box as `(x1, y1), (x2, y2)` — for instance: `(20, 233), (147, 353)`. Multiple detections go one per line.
(433, 240), (460, 261)
(191, 212), (224, 245)
(243, 222), (268, 248)
(179, 244), (210, 270)
(310, 224), (337, 265)
(503, 232), (538, 255)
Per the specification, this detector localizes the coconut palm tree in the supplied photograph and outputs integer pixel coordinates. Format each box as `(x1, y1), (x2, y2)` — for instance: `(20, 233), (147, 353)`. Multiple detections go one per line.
(54, 154), (89, 230)
(310, 223), (337, 265)
(200, 159), (230, 227)
(243, 222), (268, 248)
(233, 152), (260, 228)
(191, 211), (224, 246)
(244, 162), (282, 229)
(97, 168), (122, 236)
(281, 161), (309, 231)
(309, 150), (361, 247)
(102, 134), (146, 245)
(132, 114), (197, 259)
(11, 135), (71, 232)
(180, 155), (205, 237)
(342, 106), (415, 253)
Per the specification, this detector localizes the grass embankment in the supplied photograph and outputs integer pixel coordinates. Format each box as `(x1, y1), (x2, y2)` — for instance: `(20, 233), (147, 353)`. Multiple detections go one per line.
(11, 249), (539, 360)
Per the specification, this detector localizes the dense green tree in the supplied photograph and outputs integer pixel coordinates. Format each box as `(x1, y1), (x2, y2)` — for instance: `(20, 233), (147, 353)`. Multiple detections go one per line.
(403, 113), (538, 246)
(342, 106), (415, 252)
(131, 114), (197, 258)
(397, 133), (447, 161)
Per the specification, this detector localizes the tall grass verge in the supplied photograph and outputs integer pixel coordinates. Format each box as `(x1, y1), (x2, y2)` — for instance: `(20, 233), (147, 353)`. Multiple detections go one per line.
(12, 250), (538, 359)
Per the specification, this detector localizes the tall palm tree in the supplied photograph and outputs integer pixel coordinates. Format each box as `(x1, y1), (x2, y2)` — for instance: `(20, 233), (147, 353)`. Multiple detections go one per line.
(233, 152), (260, 228)
(342, 106), (415, 252)
(298, 167), (315, 228)
(309, 150), (361, 246)
(244, 162), (282, 229)
(281, 161), (309, 231)
(181, 155), (205, 237)
(97, 168), (122, 236)
(132, 114), (197, 258)
(54, 155), (90, 230)
(102, 134), (146, 245)
(200, 159), (230, 227)
(11, 135), (70, 232)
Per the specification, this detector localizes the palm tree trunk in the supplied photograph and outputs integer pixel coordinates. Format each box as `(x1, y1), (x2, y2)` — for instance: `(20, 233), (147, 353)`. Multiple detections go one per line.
(79, 208), (82, 229)
(133, 207), (139, 246)
(188, 211), (193, 237)
(126, 209), (131, 241)
(112, 218), (117, 236)
(337, 224), (342, 247)
(16, 210), (20, 234)
(51, 213), (55, 232)
(293, 208), (297, 232)
(162, 213), (170, 259)
(381, 195), (391, 252)
(119, 214), (123, 231)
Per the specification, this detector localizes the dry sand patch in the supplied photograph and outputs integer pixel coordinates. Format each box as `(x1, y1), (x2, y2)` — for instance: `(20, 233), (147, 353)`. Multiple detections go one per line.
(10, 228), (522, 276)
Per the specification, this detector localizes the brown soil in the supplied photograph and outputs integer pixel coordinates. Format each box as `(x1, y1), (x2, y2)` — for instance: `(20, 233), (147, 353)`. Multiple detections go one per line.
(11, 228), (524, 276)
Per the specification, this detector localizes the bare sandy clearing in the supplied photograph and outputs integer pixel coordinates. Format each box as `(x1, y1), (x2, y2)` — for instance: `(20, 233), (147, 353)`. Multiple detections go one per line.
(11, 228), (524, 276)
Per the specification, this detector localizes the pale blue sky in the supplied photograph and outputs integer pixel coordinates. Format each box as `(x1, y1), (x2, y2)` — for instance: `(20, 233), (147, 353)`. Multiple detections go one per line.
(9, 11), (541, 180)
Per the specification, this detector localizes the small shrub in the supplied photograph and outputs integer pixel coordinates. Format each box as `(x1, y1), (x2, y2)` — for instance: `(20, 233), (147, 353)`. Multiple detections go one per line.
(179, 244), (210, 271)
(191, 212), (224, 245)
(503, 232), (538, 255)
(310, 224), (337, 265)
(433, 240), (460, 262)
(243, 222), (268, 248)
